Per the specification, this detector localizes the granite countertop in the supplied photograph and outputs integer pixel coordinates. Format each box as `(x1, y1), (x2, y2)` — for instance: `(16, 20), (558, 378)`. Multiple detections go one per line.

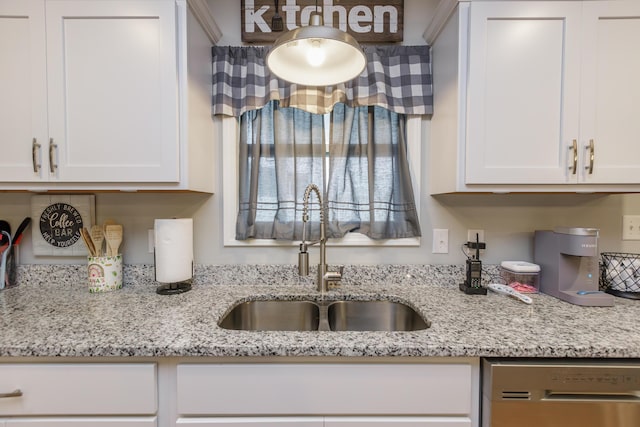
(0, 264), (638, 358)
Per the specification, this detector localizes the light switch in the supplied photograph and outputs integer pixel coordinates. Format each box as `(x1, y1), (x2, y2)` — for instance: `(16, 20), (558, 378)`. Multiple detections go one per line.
(622, 215), (640, 240)
(432, 229), (449, 254)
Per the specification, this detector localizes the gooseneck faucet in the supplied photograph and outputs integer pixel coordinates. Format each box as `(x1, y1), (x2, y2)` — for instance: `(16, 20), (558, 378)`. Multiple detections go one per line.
(298, 184), (343, 292)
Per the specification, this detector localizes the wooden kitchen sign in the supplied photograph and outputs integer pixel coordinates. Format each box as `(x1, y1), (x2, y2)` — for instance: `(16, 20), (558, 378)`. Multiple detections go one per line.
(31, 195), (95, 256)
(241, 0), (404, 43)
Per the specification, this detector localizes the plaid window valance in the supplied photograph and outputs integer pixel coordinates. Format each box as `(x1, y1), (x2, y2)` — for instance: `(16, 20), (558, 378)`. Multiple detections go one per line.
(212, 45), (433, 116)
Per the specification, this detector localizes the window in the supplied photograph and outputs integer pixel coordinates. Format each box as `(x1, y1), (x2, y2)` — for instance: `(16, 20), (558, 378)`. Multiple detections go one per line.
(212, 45), (432, 248)
(222, 104), (422, 247)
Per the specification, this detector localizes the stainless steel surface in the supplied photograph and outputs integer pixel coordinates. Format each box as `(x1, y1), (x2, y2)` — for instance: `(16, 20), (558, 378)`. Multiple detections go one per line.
(553, 226), (599, 236)
(218, 300), (320, 331)
(586, 139), (595, 174)
(0, 389), (22, 398)
(299, 183), (343, 292)
(218, 299), (430, 332)
(31, 138), (41, 173)
(570, 139), (578, 174)
(298, 243), (309, 276)
(48, 138), (57, 173)
(328, 300), (429, 331)
(482, 359), (640, 427)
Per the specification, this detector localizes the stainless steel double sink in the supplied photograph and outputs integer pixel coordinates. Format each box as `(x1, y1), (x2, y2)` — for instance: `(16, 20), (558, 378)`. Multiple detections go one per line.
(218, 298), (430, 332)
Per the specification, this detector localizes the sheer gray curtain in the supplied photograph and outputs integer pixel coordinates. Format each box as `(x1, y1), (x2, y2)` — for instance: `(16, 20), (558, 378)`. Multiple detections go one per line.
(236, 101), (421, 241)
(327, 104), (421, 239)
(236, 101), (324, 240)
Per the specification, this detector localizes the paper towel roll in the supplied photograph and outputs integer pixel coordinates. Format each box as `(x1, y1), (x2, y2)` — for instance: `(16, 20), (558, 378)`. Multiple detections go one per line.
(154, 218), (193, 283)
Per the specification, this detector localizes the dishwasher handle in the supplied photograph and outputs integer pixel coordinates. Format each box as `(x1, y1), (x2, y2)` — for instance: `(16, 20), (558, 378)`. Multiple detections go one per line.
(544, 390), (640, 402)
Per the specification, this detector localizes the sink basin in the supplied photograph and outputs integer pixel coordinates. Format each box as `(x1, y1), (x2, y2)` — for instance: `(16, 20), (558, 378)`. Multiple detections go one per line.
(218, 300), (320, 331)
(218, 298), (429, 332)
(328, 300), (429, 331)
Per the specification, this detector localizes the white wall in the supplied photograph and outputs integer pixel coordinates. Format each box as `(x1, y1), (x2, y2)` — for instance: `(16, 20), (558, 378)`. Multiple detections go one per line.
(3, 0), (640, 266)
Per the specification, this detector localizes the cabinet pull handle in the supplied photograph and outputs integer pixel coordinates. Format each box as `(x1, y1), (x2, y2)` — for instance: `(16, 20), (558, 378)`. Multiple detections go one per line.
(586, 139), (594, 175)
(32, 138), (41, 173)
(0, 389), (22, 398)
(49, 138), (58, 173)
(570, 139), (578, 175)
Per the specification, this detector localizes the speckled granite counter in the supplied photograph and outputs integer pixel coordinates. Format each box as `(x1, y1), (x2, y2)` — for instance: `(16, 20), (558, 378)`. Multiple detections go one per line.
(0, 264), (638, 358)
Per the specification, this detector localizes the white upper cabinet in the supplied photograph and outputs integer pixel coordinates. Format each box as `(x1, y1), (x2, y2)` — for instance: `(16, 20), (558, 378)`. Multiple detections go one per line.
(0, 0), (214, 192)
(430, 0), (640, 193)
(0, 0), (48, 182)
(45, 0), (179, 183)
(465, 1), (582, 185)
(579, 1), (640, 184)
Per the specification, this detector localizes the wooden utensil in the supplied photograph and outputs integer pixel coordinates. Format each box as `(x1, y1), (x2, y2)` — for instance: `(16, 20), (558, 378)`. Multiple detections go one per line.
(102, 219), (116, 255)
(104, 224), (123, 256)
(81, 227), (97, 257)
(90, 225), (104, 256)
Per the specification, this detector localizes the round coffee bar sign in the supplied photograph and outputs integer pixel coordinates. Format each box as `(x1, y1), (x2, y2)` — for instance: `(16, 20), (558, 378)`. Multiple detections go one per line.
(39, 203), (84, 248)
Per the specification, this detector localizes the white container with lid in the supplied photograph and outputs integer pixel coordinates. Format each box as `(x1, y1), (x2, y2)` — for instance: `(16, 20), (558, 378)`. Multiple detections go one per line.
(500, 261), (540, 293)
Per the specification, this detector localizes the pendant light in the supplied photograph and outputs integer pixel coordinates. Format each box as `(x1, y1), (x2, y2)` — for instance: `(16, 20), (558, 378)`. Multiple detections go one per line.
(266, 1), (366, 86)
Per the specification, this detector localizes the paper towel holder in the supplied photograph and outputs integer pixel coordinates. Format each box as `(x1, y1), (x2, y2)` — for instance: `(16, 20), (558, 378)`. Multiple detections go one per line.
(154, 250), (193, 295)
(156, 280), (192, 295)
(153, 217), (193, 295)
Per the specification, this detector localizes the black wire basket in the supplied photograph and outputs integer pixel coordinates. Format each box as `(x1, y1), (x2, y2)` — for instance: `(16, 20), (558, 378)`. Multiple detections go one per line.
(600, 252), (640, 300)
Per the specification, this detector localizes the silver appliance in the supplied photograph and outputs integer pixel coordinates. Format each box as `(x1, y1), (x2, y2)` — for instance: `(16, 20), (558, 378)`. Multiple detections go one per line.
(534, 227), (613, 306)
(482, 359), (640, 427)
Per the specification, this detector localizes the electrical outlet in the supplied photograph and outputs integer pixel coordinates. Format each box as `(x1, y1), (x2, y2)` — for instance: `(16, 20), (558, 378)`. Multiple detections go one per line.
(432, 229), (449, 254)
(622, 215), (640, 240)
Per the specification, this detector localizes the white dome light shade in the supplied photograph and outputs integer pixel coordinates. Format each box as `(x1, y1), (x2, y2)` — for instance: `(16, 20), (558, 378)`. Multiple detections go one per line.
(266, 17), (366, 86)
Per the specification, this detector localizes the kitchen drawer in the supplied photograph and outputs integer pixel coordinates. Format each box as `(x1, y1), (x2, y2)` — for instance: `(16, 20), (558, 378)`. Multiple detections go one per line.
(5, 418), (157, 426)
(176, 417), (323, 426)
(177, 363), (472, 416)
(0, 363), (156, 416)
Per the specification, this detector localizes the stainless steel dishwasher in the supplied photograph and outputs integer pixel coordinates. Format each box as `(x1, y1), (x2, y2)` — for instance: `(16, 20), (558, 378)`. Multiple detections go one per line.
(482, 359), (640, 427)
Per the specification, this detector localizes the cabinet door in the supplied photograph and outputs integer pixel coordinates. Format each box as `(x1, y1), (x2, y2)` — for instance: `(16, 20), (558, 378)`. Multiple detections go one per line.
(45, 0), (179, 183)
(176, 418), (323, 426)
(0, 0), (48, 181)
(579, 1), (640, 184)
(466, 1), (582, 184)
(325, 418), (471, 427)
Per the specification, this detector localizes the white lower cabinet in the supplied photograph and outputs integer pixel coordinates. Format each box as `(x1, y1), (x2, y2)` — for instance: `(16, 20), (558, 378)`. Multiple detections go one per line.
(0, 363), (157, 426)
(175, 363), (475, 427)
(176, 418), (323, 426)
(4, 419), (156, 426)
(176, 417), (470, 426)
(326, 418), (471, 426)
